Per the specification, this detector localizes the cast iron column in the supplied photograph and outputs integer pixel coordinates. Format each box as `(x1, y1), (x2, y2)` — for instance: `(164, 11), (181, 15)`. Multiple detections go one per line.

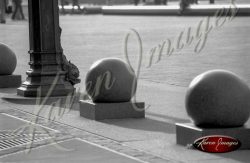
(17, 0), (74, 97)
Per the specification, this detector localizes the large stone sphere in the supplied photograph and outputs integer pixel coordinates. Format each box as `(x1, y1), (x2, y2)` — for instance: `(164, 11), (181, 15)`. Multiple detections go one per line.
(85, 58), (137, 103)
(185, 70), (250, 128)
(0, 43), (17, 75)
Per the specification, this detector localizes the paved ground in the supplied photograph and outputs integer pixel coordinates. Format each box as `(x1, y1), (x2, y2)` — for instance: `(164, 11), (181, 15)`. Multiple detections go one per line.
(0, 4), (250, 163)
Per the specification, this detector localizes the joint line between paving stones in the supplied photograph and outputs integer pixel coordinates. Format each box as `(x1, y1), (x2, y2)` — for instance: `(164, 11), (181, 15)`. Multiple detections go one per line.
(1, 107), (180, 163)
(3, 106), (118, 142)
(77, 138), (150, 163)
(0, 138), (75, 159)
(1, 113), (59, 133)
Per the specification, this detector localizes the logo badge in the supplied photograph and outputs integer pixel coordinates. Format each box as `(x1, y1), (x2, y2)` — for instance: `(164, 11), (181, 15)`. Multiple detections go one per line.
(193, 135), (241, 153)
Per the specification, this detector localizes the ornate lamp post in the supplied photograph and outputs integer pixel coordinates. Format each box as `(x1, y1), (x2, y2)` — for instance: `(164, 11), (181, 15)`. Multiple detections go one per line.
(17, 0), (79, 97)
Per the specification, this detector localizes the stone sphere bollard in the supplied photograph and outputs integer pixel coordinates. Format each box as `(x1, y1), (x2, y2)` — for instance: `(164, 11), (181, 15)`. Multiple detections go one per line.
(85, 58), (137, 103)
(0, 43), (17, 75)
(185, 70), (250, 128)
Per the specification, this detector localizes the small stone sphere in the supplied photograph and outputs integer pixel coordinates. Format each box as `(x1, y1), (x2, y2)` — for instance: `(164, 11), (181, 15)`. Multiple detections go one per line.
(85, 58), (137, 103)
(0, 43), (17, 75)
(185, 70), (250, 128)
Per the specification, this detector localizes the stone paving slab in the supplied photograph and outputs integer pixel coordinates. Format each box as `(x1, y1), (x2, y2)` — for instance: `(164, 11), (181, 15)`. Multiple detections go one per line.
(0, 139), (146, 163)
(1, 84), (250, 163)
(0, 112), (71, 157)
(124, 139), (250, 163)
(0, 102), (176, 163)
(0, 113), (26, 131)
(0, 80), (188, 142)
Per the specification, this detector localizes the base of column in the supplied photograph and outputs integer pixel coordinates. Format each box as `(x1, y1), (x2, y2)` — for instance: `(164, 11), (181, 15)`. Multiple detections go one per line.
(17, 86), (74, 97)
(17, 80), (75, 97)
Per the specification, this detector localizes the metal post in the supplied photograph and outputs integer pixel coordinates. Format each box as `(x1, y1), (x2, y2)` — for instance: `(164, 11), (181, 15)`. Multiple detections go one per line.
(17, 0), (75, 97)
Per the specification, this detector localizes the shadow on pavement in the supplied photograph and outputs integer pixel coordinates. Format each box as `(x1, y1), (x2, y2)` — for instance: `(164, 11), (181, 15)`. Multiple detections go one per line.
(147, 112), (191, 123)
(101, 117), (176, 134)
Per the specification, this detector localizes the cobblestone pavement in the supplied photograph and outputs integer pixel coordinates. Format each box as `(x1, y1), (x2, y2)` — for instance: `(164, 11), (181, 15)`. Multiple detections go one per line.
(0, 103), (177, 163)
(1, 11), (250, 87)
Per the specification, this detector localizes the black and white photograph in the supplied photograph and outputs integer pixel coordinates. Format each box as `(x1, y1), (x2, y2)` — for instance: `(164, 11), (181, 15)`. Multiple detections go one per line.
(0, 0), (250, 162)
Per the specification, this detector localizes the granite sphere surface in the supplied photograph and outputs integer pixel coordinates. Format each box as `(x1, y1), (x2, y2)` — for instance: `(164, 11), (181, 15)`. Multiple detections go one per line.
(85, 58), (137, 103)
(185, 70), (250, 127)
(0, 43), (17, 75)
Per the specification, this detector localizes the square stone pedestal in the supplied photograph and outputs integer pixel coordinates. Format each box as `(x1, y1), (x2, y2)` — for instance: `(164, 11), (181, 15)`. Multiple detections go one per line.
(79, 100), (145, 120)
(0, 75), (21, 88)
(176, 123), (250, 149)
